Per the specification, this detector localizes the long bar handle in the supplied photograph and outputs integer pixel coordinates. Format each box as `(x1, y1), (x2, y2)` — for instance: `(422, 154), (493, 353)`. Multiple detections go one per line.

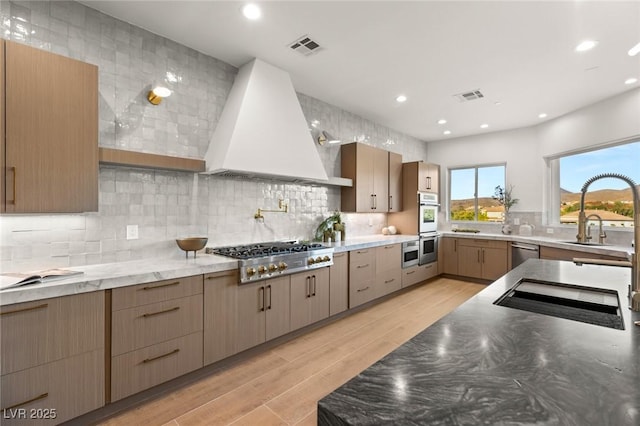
(8, 166), (16, 205)
(1, 303), (48, 316)
(384, 278), (395, 284)
(426, 176), (432, 190)
(357, 264), (370, 269)
(259, 286), (265, 312)
(266, 285), (272, 310)
(511, 244), (539, 251)
(142, 281), (180, 291)
(306, 276), (311, 298)
(311, 275), (316, 296)
(141, 306), (179, 318)
(2, 392), (48, 411)
(356, 286), (370, 292)
(142, 348), (179, 364)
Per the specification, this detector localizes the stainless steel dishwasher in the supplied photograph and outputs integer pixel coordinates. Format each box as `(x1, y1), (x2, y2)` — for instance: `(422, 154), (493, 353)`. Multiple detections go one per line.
(511, 242), (540, 268)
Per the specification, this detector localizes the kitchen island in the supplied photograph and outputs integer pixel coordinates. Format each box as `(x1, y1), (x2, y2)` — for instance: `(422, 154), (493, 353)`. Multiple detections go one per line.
(318, 259), (640, 425)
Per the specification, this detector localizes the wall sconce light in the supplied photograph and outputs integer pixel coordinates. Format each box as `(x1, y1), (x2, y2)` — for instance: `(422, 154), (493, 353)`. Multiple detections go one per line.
(317, 130), (341, 146)
(147, 86), (172, 105)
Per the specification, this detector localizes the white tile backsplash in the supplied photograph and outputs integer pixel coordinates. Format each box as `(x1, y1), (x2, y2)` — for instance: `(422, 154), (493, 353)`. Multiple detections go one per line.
(0, 1), (428, 272)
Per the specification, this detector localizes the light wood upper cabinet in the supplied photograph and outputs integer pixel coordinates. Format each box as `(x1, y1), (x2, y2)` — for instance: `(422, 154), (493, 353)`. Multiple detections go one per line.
(329, 252), (349, 316)
(388, 151), (402, 212)
(290, 267), (330, 331)
(341, 142), (401, 212)
(2, 40), (98, 213)
(418, 162), (440, 194)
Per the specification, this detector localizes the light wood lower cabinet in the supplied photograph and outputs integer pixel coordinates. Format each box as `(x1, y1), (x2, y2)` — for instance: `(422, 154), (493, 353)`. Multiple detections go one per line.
(457, 239), (508, 281)
(203, 270), (239, 365)
(290, 267), (330, 331)
(329, 252), (349, 316)
(440, 237), (459, 275)
(0, 292), (104, 424)
(110, 275), (203, 402)
(349, 248), (376, 308)
(235, 275), (290, 353)
(110, 332), (202, 401)
(374, 244), (402, 298)
(402, 262), (438, 288)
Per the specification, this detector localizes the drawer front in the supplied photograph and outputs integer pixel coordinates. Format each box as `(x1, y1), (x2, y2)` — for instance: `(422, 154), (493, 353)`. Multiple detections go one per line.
(458, 239), (507, 250)
(1, 350), (104, 425)
(111, 331), (203, 401)
(375, 268), (401, 298)
(112, 294), (203, 356)
(419, 262), (438, 281)
(375, 244), (401, 273)
(112, 275), (203, 311)
(350, 249), (375, 283)
(401, 265), (422, 288)
(349, 248), (375, 267)
(1, 292), (104, 376)
(349, 279), (375, 308)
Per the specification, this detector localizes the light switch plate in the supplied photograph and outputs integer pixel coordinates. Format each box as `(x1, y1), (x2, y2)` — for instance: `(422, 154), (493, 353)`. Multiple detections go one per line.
(546, 228), (554, 234)
(513, 218), (520, 225)
(126, 225), (139, 240)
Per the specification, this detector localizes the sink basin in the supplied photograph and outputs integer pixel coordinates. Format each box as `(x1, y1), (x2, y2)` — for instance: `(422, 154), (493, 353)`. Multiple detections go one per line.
(561, 241), (609, 247)
(494, 278), (624, 330)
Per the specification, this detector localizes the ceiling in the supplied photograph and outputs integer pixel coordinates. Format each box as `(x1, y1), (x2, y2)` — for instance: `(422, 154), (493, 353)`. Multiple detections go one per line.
(80, 1), (640, 142)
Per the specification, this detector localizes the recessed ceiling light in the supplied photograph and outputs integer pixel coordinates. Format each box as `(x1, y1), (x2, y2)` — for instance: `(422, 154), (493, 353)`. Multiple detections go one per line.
(628, 42), (640, 57)
(443, 130), (451, 135)
(538, 113), (547, 118)
(625, 77), (638, 85)
(437, 119), (447, 125)
(242, 3), (262, 20)
(575, 40), (598, 52)
(480, 124), (489, 129)
(396, 95), (407, 103)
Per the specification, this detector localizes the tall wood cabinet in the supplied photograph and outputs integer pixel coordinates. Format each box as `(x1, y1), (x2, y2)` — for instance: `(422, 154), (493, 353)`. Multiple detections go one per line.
(203, 270), (240, 365)
(290, 267), (330, 331)
(341, 142), (402, 212)
(349, 248), (376, 308)
(329, 252), (349, 316)
(388, 151), (403, 212)
(1, 40), (98, 213)
(0, 292), (104, 425)
(374, 243), (402, 297)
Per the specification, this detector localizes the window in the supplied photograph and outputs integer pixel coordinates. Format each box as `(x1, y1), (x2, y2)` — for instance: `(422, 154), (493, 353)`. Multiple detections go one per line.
(556, 140), (640, 227)
(449, 164), (506, 222)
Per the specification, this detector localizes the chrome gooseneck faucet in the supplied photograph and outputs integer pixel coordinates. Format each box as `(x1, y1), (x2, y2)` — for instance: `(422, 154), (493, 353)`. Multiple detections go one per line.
(573, 173), (640, 311)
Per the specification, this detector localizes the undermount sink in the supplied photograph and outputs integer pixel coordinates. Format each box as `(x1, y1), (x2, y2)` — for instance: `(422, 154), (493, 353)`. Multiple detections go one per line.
(494, 278), (624, 330)
(561, 241), (609, 246)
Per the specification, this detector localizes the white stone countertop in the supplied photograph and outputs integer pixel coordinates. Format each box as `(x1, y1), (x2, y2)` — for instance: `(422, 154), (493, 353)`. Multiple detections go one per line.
(1, 232), (633, 306)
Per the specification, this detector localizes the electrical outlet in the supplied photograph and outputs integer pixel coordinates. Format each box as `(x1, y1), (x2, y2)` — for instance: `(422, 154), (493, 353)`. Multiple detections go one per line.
(368, 216), (373, 227)
(546, 228), (554, 234)
(126, 225), (139, 240)
(513, 218), (520, 225)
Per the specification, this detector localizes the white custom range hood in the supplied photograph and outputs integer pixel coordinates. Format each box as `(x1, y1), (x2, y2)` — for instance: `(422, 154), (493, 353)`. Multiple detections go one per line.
(203, 58), (332, 183)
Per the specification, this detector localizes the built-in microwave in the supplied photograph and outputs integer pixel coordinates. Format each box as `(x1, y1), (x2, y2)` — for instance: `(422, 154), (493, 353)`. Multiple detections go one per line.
(402, 240), (419, 268)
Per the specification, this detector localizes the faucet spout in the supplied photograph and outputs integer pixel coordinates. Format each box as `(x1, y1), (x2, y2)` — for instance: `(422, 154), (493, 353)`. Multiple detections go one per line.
(574, 173), (640, 311)
(585, 213), (606, 244)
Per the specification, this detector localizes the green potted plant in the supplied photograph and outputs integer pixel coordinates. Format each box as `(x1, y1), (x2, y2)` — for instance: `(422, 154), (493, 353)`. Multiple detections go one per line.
(314, 211), (344, 242)
(493, 185), (518, 234)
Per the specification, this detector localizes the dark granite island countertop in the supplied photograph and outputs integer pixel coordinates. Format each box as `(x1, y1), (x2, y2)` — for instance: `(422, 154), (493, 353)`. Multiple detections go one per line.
(318, 259), (640, 425)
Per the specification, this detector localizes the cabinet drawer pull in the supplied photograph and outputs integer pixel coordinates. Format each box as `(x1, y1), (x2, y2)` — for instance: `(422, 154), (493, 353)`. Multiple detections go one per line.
(1, 303), (48, 316)
(306, 276), (311, 298)
(141, 306), (180, 318)
(384, 245), (394, 249)
(311, 275), (316, 296)
(356, 286), (370, 292)
(266, 285), (272, 310)
(406, 271), (416, 275)
(142, 348), (180, 364)
(426, 176), (432, 190)
(141, 281), (180, 291)
(356, 249), (368, 254)
(357, 264), (370, 269)
(1, 392), (49, 411)
(259, 286), (265, 312)
(384, 278), (395, 284)
(425, 264), (433, 269)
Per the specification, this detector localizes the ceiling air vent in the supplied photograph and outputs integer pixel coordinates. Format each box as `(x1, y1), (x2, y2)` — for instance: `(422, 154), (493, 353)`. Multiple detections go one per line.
(454, 89), (485, 102)
(288, 35), (323, 56)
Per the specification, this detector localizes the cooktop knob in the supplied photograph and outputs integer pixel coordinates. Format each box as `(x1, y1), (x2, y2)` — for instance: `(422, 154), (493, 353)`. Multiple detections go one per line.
(278, 262), (288, 270)
(323, 255), (330, 262)
(308, 258), (315, 265)
(268, 263), (278, 272)
(315, 256), (323, 263)
(258, 265), (267, 274)
(246, 267), (256, 276)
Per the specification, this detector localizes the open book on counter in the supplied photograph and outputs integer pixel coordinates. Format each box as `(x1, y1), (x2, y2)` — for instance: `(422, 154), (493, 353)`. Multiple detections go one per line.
(0, 268), (84, 291)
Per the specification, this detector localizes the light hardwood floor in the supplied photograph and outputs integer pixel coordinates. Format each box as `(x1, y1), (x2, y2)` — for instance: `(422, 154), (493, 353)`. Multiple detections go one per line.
(98, 277), (484, 426)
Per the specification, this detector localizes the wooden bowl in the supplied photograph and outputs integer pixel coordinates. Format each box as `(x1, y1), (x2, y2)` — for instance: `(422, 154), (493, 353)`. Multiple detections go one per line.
(176, 237), (208, 257)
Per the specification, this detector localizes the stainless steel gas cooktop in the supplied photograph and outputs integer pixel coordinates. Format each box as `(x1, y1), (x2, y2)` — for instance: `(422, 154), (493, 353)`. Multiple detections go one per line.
(206, 241), (334, 283)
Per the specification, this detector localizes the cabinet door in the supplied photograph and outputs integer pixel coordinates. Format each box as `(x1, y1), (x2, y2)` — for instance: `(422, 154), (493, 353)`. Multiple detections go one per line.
(417, 163), (439, 193)
(203, 271), (239, 365)
(308, 267), (330, 324)
(372, 147), (389, 211)
(349, 249), (376, 308)
(265, 276), (291, 341)
(481, 247), (508, 280)
(235, 281), (267, 353)
(388, 152), (402, 212)
(457, 246), (482, 279)
(440, 238), (459, 275)
(355, 143), (376, 211)
(329, 252), (349, 316)
(0, 40), (5, 211)
(290, 272), (312, 331)
(4, 41), (98, 213)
